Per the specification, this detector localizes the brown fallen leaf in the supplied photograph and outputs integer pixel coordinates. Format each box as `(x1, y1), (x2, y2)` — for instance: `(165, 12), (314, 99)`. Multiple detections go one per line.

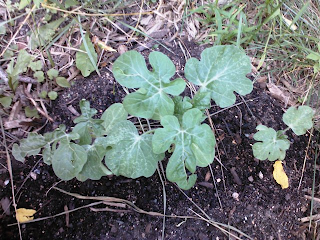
(267, 83), (294, 107)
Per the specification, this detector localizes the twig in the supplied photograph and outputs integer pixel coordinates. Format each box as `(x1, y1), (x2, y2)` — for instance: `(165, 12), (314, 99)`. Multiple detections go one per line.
(0, 5), (36, 58)
(0, 115), (22, 239)
(298, 128), (314, 190)
(23, 87), (54, 122)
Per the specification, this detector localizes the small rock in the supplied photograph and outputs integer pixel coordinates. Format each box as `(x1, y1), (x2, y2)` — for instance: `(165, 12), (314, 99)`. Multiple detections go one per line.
(258, 171), (264, 179)
(232, 192), (239, 201)
(30, 172), (37, 180)
(248, 176), (254, 182)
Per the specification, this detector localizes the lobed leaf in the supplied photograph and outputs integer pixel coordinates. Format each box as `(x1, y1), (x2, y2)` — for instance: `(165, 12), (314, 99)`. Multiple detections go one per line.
(12, 133), (47, 163)
(76, 143), (112, 181)
(52, 141), (87, 181)
(101, 103), (128, 134)
(72, 100), (104, 144)
(184, 45), (252, 108)
(112, 51), (186, 120)
(252, 125), (290, 161)
(104, 121), (164, 178)
(282, 106), (314, 135)
(152, 108), (216, 189)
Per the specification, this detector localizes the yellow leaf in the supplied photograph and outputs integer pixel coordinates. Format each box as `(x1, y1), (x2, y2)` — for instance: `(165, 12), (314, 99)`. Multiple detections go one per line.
(92, 36), (116, 52)
(281, 14), (298, 31)
(273, 161), (289, 189)
(16, 208), (36, 223)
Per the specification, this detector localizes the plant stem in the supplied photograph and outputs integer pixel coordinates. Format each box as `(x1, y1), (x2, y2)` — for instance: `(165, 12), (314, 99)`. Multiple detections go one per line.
(144, 129), (155, 135)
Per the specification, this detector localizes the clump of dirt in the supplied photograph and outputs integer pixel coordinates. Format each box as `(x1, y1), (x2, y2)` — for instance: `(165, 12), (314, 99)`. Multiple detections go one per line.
(0, 41), (318, 240)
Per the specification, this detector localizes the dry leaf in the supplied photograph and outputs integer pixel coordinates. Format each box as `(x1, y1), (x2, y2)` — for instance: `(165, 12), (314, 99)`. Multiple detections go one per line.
(267, 83), (294, 106)
(273, 161), (289, 189)
(16, 208), (36, 223)
(1, 197), (11, 215)
(281, 14), (298, 31)
(92, 36), (116, 52)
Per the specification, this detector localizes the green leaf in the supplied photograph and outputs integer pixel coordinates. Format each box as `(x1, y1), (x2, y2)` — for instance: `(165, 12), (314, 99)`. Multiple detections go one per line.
(25, 106), (39, 118)
(9, 49), (33, 77)
(191, 91), (211, 111)
(30, 18), (64, 49)
(76, 143), (112, 181)
(3, 50), (14, 59)
(42, 125), (80, 165)
(0, 21), (6, 35)
(56, 77), (70, 88)
(306, 52), (320, 61)
(104, 121), (164, 178)
(33, 0), (42, 7)
(48, 91), (57, 100)
(47, 68), (58, 80)
(72, 100), (104, 144)
(153, 108), (216, 189)
(252, 125), (290, 161)
(112, 51), (186, 120)
(52, 141), (87, 180)
(184, 45), (252, 108)
(7, 49), (33, 90)
(73, 122), (92, 145)
(76, 32), (98, 77)
(34, 71), (44, 82)
(29, 60), (42, 71)
(65, 0), (78, 8)
(100, 103), (128, 135)
(19, 0), (32, 10)
(39, 90), (47, 98)
(0, 96), (12, 108)
(172, 96), (193, 122)
(12, 133), (47, 162)
(282, 106), (314, 135)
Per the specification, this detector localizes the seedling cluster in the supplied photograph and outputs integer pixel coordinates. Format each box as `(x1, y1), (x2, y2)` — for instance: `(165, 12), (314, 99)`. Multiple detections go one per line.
(12, 45), (314, 189)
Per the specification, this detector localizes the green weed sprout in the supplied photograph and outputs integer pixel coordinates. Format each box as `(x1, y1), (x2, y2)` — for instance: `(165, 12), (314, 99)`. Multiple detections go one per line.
(252, 106), (314, 161)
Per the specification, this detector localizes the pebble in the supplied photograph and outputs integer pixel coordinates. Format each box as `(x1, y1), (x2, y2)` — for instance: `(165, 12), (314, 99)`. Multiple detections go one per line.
(248, 176), (254, 182)
(232, 192), (239, 201)
(258, 171), (264, 179)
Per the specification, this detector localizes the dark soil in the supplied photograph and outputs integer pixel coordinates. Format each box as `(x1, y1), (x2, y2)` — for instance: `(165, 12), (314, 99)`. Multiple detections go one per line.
(1, 41), (319, 240)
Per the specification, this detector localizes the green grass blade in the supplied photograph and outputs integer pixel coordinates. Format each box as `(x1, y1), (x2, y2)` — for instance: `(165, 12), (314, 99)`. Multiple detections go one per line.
(236, 12), (243, 48)
(257, 28), (272, 70)
(45, 19), (76, 51)
(117, 20), (174, 54)
(288, 1), (310, 30)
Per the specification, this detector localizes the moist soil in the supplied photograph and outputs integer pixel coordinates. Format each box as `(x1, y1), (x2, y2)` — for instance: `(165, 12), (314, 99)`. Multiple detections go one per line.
(1, 41), (319, 240)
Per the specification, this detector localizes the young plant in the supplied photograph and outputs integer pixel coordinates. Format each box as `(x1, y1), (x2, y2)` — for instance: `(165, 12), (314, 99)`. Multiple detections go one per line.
(252, 105), (315, 161)
(12, 45), (253, 190)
